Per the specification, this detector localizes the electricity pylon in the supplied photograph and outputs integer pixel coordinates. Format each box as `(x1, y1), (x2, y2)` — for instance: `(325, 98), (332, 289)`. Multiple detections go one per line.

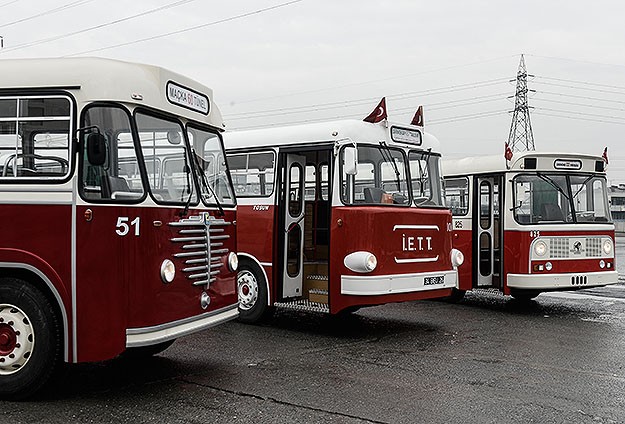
(507, 54), (535, 152)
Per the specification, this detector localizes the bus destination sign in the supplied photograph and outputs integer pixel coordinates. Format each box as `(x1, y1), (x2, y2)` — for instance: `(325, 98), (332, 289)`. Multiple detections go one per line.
(390, 126), (422, 145)
(166, 81), (210, 115)
(554, 159), (582, 170)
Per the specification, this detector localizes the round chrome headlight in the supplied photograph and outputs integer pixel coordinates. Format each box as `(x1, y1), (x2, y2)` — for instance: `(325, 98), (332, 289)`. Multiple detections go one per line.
(534, 240), (547, 257)
(451, 248), (464, 267)
(160, 259), (176, 284)
(228, 252), (239, 272)
(365, 254), (378, 272)
(344, 251), (377, 273)
(603, 239), (613, 255)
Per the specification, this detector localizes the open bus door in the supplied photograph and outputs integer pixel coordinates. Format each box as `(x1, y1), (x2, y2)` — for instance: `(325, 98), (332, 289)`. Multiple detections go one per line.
(475, 176), (502, 288)
(282, 154), (306, 298)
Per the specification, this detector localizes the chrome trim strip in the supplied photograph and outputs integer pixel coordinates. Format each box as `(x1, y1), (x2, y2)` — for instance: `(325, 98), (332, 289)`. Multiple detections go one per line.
(71, 175), (77, 362)
(0, 262), (70, 363)
(126, 303), (238, 347)
(394, 255), (439, 264)
(393, 224), (440, 231)
(341, 270), (457, 296)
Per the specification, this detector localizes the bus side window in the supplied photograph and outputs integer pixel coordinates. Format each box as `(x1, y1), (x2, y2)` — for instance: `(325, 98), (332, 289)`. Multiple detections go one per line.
(226, 151), (275, 198)
(444, 177), (469, 216)
(0, 97), (71, 179)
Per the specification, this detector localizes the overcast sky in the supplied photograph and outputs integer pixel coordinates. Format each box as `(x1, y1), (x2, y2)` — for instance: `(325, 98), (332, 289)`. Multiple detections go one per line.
(2, 0), (625, 182)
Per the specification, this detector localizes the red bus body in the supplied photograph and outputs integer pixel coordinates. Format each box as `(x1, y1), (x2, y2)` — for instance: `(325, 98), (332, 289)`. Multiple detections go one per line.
(444, 152), (617, 299)
(0, 58), (238, 398)
(225, 120), (462, 320)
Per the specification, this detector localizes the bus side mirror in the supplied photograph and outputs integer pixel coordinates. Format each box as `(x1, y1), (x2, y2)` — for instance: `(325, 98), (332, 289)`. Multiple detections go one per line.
(344, 147), (358, 175)
(87, 133), (107, 166)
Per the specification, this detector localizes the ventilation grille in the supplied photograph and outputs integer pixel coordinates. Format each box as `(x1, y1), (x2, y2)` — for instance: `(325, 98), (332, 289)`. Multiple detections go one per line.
(169, 214), (231, 289)
(545, 237), (603, 259)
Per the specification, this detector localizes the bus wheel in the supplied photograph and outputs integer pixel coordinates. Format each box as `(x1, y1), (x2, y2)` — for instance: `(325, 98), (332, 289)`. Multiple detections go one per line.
(510, 289), (541, 301)
(121, 339), (175, 359)
(0, 278), (61, 400)
(237, 263), (270, 324)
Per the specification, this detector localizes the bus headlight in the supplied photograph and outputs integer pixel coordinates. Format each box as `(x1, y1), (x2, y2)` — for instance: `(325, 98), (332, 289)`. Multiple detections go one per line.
(228, 252), (239, 272)
(603, 239), (613, 255)
(344, 251), (377, 273)
(451, 249), (464, 267)
(160, 259), (176, 283)
(534, 240), (547, 257)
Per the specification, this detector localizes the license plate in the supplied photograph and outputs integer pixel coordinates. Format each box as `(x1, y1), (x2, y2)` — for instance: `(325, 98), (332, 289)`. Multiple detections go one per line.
(424, 275), (445, 286)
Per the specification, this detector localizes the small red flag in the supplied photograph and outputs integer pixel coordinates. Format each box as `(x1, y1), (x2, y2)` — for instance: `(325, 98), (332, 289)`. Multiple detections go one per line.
(504, 142), (513, 161)
(602, 147), (609, 165)
(363, 97), (388, 123)
(410, 105), (424, 126)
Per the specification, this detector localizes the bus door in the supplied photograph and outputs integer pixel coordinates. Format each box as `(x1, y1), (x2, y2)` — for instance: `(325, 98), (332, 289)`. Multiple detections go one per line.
(282, 154), (306, 298)
(476, 176), (502, 287)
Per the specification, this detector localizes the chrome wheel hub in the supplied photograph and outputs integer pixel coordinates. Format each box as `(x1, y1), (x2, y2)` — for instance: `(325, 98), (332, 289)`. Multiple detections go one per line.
(237, 270), (259, 311)
(0, 304), (34, 375)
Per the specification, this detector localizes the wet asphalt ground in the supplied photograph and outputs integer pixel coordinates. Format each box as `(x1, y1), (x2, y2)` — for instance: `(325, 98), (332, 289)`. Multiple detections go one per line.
(2, 242), (625, 423)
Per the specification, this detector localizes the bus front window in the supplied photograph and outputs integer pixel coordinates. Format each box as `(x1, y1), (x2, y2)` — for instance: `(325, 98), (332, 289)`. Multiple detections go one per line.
(187, 126), (235, 207)
(570, 175), (611, 223)
(409, 151), (444, 207)
(340, 144), (409, 205)
(513, 174), (611, 224)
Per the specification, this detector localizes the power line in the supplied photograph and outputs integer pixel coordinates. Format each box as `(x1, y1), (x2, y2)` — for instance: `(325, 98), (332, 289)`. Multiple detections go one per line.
(226, 92), (508, 122)
(536, 90), (625, 105)
(64, 0), (306, 57)
(0, 0), (95, 29)
(527, 54), (625, 70)
(533, 111), (625, 126)
(225, 77), (511, 118)
(534, 75), (625, 91)
(532, 97), (625, 113)
(532, 80), (625, 96)
(0, 0), (198, 53)
(0, 0), (19, 9)
(226, 54), (519, 106)
(534, 107), (625, 124)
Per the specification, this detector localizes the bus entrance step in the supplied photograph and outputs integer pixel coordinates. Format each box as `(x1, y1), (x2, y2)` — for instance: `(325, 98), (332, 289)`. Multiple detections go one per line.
(275, 298), (330, 314)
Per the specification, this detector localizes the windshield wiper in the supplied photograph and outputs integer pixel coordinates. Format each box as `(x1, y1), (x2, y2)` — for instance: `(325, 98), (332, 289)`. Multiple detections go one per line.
(192, 149), (224, 217)
(179, 151), (194, 217)
(570, 175), (595, 199)
(537, 172), (569, 199)
(416, 148), (432, 198)
(379, 141), (402, 193)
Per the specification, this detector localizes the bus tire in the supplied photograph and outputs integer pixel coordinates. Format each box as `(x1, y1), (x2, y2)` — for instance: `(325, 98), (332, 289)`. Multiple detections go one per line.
(121, 339), (176, 359)
(510, 289), (541, 301)
(0, 278), (62, 400)
(237, 262), (271, 324)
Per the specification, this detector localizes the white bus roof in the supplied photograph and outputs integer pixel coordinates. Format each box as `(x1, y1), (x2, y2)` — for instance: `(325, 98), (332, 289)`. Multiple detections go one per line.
(223, 119), (441, 152)
(443, 151), (606, 177)
(0, 57), (224, 130)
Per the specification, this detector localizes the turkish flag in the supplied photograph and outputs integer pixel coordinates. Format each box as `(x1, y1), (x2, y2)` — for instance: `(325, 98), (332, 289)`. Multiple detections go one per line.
(504, 142), (513, 161)
(411, 105), (424, 126)
(363, 97), (388, 123)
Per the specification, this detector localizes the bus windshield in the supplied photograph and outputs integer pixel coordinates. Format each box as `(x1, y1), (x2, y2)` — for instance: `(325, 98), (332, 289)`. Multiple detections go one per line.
(341, 144), (409, 205)
(513, 173), (611, 224)
(409, 150), (445, 207)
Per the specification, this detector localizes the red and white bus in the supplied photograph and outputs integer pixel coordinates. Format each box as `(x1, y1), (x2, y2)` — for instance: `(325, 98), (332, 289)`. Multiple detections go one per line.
(443, 151), (618, 300)
(224, 118), (463, 322)
(0, 58), (238, 398)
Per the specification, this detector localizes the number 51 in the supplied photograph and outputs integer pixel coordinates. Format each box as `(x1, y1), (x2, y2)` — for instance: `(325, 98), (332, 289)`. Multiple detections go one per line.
(116, 217), (140, 236)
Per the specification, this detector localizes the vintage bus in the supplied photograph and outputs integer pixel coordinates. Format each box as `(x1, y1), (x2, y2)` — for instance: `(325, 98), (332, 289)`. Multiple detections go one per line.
(224, 119), (463, 322)
(443, 151), (618, 300)
(0, 58), (238, 398)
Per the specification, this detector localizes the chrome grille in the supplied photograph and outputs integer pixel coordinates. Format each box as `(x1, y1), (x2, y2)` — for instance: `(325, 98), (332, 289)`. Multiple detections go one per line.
(549, 238), (569, 258)
(169, 213), (232, 289)
(545, 236), (603, 259)
(585, 237), (601, 257)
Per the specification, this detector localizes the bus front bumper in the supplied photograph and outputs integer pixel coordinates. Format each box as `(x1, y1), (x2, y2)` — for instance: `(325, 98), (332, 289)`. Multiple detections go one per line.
(126, 303), (238, 348)
(341, 269), (457, 296)
(507, 271), (618, 290)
